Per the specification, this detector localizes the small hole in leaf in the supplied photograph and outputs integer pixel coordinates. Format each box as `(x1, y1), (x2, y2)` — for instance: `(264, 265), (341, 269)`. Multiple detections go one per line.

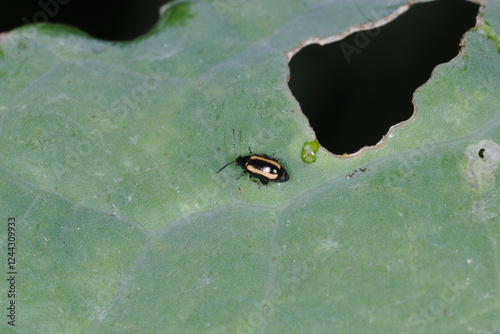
(288, 0), (480, 155)
(0, 0), (172, 41)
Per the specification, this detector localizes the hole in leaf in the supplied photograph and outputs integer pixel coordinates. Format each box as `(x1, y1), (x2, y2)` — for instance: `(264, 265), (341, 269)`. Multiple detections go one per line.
(0, 0), (172, 41)
(288, 0), (480, 155)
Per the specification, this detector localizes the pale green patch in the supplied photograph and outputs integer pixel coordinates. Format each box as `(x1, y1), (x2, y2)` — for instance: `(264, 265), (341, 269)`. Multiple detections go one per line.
(462, 140), (500, 193)
(301, 139), (320, 163)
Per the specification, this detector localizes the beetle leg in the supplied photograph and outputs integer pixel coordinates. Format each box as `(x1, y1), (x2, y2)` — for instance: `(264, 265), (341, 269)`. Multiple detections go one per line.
(236, 170), (247, 180)
(248, 147), (254, 155)
(259, 153), (277, 161)
(267, 152), (277, 160)
(248, 175), (261, 190)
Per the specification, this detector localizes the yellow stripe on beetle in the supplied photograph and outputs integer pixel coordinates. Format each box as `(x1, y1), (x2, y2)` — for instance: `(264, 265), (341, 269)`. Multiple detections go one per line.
(249, 155), (282, 169)
(246, 164), (279, 180)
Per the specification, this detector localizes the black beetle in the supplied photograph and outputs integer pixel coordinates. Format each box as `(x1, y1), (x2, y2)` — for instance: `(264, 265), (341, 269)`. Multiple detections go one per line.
(217, 130), (289, 187)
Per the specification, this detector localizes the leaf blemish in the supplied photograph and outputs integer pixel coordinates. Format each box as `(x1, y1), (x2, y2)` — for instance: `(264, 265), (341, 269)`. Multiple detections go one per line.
(463, 140), (500, 193)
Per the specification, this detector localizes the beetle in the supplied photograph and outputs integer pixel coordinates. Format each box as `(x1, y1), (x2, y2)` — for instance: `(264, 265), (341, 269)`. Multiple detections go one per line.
(217, 129), (289, 187)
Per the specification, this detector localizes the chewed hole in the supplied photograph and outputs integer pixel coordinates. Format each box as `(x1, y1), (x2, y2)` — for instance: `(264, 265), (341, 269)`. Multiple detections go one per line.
(288, 0), (479, 155)
(0, 0), (173, 41)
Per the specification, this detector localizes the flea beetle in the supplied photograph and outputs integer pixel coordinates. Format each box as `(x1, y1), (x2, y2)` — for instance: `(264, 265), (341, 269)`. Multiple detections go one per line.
(217, 130), (289, 187)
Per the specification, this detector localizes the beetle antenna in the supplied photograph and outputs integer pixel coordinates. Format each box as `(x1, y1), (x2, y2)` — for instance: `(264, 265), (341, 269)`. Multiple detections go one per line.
(232, 129), (237, 158)
(217, 129), (239, 174)
(216, 160), (236, 174)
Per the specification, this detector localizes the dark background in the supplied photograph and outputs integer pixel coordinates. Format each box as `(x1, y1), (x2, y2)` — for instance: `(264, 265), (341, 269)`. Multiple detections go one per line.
(0, 0), (481, 154)
(0, 0), (169, 40)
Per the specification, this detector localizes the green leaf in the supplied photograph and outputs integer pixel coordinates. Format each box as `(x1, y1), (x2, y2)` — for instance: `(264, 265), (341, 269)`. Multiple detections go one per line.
(0, 0), (499, 332)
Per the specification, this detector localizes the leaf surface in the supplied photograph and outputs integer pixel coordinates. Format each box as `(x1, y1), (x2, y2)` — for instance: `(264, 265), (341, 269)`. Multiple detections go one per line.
(0, 0), (499, 332)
